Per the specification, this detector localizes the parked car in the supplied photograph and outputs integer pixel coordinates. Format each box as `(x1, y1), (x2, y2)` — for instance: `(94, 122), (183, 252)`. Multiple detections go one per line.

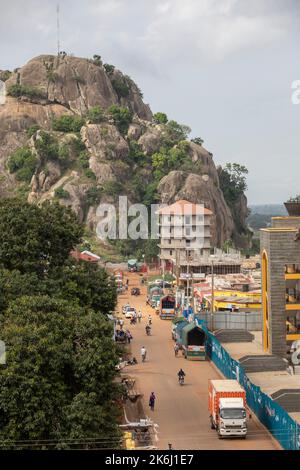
(125, 307), (137, 319)
(122, 304), (130, 314)
(153, 279), (172, 288)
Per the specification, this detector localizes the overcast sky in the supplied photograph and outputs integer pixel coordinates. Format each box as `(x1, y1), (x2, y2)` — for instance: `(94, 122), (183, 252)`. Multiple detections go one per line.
(1, 0), (299, 204)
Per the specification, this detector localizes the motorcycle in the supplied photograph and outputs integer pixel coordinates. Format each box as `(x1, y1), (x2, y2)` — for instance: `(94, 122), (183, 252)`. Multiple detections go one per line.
(146, 326), (151, 336)
(142, 353), (147, 362)
(178, 375), (185, 385)
(126, 357), (138, 366)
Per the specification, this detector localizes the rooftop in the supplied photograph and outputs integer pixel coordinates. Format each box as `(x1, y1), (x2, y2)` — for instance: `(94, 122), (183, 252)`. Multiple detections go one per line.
(156, 199), (213, 216)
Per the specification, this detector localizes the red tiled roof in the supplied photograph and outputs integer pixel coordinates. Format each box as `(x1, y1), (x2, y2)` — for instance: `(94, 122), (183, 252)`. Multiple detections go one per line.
(156, 199), (213, 215)
(70, 250), (100, 263)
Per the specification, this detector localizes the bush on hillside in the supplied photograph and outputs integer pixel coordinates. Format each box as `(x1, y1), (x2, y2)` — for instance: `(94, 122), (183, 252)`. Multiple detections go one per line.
(108, 105), (133, 135)
(52, 115), (86, 133)
(87, 106), (104, 124)
(7, 147), (37, 183)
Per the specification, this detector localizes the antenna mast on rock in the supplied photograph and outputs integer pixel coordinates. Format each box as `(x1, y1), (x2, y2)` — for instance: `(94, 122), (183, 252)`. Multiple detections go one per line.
(57, 3), (61, 55)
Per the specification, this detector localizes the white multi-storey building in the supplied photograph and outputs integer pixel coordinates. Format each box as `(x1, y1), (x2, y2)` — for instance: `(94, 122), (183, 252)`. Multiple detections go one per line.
(157, 199), (213, 263)
(156, 199), (241, 280)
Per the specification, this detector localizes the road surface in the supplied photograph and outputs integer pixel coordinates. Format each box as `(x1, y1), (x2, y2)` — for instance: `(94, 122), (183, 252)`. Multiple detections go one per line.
(117, 273), (279, 450)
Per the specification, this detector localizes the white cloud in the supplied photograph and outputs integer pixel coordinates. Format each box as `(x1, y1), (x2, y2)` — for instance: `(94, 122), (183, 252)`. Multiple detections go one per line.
(139, 0), (287, 65)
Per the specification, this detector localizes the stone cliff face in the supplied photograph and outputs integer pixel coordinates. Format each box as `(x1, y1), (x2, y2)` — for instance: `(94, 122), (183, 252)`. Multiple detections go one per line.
(0, 54), (250, 250)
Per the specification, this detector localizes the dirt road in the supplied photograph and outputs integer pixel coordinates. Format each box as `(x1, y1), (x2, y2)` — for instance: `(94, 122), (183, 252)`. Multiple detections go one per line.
(117, 274), (279, 450)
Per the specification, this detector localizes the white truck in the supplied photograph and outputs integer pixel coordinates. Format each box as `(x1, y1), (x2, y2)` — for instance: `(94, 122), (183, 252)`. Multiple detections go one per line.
(208, 379), (247, 439)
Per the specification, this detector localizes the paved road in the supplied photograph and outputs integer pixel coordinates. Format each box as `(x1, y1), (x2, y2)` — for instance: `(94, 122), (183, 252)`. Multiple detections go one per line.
(118, 274), (279, 450)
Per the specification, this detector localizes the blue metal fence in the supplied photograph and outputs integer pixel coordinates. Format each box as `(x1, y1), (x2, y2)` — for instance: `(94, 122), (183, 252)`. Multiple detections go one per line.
(203, 326), (300, 450)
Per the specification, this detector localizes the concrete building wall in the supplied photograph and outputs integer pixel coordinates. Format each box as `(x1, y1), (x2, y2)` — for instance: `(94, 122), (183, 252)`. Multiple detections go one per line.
(261, 227), (300, 357)
(272, 217), (300, 230)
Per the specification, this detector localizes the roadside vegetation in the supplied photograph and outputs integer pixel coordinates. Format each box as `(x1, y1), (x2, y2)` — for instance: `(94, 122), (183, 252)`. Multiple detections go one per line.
(0, 199), (122, 449)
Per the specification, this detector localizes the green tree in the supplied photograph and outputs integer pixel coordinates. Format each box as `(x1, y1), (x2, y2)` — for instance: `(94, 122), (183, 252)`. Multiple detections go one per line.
(108, 105), (133, 135)
(35, 131), (59, 160)
(7, 147), (38, 183)
(153, 112), (168, 124)
(0, 295), (121, 448)
(166, 120), (191, 142)
(0, 199), (83, 275)
(144, 239), (159, 263)
(219, 163), (249, 205)
(57, 261), (117, 316)
(93, 54), (102, 66)
(191, 137), (204, 146)
(111, 77), (130, 98)
(103, 63), (115, 75)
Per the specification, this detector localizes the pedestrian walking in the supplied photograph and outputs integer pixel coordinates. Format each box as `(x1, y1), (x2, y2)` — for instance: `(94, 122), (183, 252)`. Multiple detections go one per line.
(138, 310), (142, 322)
(149, 392), (156, 411)
(141, 346), (147, 362)
(119, 319), (124, 329)
(174, 343), (179, 357)
(126, 330), (132, 344)
(148, 314), (152, 325)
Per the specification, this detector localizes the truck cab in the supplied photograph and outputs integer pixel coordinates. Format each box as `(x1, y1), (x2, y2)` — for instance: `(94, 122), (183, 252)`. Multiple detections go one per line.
(209, 379), (248, 439)
(218, 398), (247, 438)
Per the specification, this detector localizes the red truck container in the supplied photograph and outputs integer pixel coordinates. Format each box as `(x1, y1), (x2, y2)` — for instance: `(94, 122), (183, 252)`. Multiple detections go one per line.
(208, 380), (247, 439)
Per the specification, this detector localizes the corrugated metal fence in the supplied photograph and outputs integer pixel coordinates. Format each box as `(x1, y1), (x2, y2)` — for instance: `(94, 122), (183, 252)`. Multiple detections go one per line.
(203, 326), (300, 450)
(197, 311), (262, 331)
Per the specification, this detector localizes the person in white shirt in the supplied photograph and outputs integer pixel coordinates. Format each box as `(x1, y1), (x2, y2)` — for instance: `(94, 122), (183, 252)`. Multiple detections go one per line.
(140, 346), (147, 362)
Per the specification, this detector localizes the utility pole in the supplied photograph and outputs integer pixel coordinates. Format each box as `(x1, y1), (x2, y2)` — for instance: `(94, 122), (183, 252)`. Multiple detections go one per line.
(186, 251), (190, 308)
(175, 248), (179, 286)
(211, 260), (215, 330)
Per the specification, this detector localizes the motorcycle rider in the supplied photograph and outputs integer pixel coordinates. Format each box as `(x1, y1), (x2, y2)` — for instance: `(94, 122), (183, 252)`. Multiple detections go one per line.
(178, 368), (186, 383)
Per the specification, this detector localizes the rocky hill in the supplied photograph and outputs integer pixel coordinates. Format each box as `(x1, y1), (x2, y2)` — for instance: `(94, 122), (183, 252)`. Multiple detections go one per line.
(0, 54), (251, 254)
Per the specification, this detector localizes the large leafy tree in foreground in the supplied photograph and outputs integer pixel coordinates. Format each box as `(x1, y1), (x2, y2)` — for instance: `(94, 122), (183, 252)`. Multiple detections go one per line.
(0, 296), (122, 449)
(0, 199), (121, 449)
(0, 198), (83, 275)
